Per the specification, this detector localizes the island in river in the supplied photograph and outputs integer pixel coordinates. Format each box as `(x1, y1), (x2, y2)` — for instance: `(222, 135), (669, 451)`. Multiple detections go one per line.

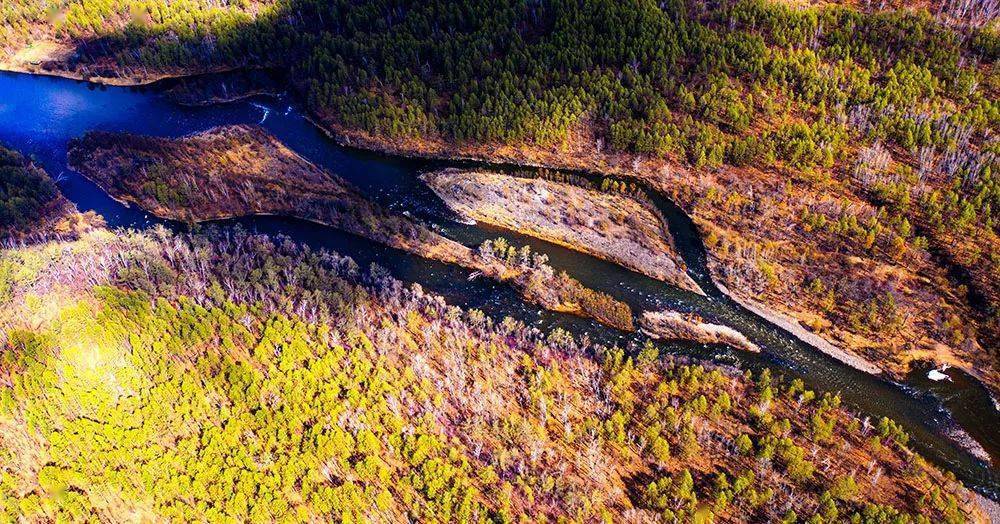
(66, 125), (637, 331)
(641, 310), (760, 354)
(422, 168), (703, 295)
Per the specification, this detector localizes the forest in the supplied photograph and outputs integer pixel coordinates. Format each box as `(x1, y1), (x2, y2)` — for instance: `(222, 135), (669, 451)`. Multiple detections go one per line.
(3, 0), (996, 167)
(1, 0), (996, 385)
(0, 224), (989, 522)
(0, 145), (59, 236)
(0, 143), (101, 242)
(0, 0), (998, 519)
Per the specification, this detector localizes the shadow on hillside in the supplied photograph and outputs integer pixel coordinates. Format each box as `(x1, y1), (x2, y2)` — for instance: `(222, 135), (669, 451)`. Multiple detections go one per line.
(30, 1), (313, 82)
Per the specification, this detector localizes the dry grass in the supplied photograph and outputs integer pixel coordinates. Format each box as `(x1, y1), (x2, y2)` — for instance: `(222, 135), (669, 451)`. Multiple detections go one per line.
(423, 169), (702, 294)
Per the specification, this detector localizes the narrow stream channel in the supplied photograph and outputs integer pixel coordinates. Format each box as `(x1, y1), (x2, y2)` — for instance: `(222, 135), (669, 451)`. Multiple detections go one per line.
(1, 70), (997, 500)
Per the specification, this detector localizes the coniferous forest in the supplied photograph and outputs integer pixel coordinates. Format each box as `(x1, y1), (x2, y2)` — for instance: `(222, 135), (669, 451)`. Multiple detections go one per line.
(0, 0), (999, 521)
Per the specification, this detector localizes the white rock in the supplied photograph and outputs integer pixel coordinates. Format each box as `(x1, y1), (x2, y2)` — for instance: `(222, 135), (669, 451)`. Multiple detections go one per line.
(927, 369), (951, 382)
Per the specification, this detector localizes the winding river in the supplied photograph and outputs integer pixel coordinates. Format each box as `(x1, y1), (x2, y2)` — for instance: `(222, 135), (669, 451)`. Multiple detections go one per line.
(1, 70), (998, 500)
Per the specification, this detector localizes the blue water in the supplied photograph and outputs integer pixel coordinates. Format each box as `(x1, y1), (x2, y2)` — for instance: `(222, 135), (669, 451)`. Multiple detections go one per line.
(1, 70), (998, 499)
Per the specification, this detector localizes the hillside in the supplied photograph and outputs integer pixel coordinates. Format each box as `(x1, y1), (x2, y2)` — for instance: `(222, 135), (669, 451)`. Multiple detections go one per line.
(0, 224), (991, 522)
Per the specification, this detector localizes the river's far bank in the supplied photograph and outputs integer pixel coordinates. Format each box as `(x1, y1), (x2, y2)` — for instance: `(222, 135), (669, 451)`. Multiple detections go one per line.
(0, 58), (232, 88)
(713, 282), (884, 376)
(0, 39), (257, 87)
(159, 68), (287, 107)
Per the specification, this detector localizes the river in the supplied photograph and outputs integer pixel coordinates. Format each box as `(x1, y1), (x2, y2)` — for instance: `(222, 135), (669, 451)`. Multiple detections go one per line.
(1, 70), (998, 500)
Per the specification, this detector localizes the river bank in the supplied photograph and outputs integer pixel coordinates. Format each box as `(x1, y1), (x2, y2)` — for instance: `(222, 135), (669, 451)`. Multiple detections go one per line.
(161, 69), (286, 107)
(422, 168), (703, 294)
(0, 46), (233, 87)
(65, 124), (636, 331)
(0, 144), (102, 244)
(716, 277), (997, 465)
(713, 282), (884, 375)
(31, 63), (993, 396)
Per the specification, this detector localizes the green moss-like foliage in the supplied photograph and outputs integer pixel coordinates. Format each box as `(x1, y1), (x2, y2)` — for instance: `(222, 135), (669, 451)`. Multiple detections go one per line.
(0, 227), (979, 522)
(0, 145), (59, 236)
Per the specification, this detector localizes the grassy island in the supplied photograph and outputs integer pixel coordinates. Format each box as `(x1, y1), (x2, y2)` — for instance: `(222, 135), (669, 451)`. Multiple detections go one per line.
(423, 169), (702, 294)
(641, 310), (760, 353)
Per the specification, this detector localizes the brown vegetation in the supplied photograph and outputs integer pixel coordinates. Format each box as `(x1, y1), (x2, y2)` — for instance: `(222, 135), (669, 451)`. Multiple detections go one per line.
(162, 69), (284, 106)
(423, 168), (702, 294)
(68, 125), (481, 265)
(477, 237), (635, 331)
(66, 125), (636, 330)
